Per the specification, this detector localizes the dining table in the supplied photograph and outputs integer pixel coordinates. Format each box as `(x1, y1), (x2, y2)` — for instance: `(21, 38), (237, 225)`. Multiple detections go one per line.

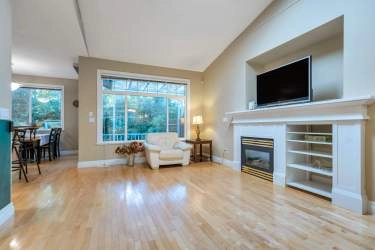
(24, 132), (50, 146)
(21, 130), (50, 163)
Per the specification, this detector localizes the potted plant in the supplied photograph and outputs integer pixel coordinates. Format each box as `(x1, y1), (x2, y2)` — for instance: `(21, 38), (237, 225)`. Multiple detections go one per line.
(115, 141), (144, 166)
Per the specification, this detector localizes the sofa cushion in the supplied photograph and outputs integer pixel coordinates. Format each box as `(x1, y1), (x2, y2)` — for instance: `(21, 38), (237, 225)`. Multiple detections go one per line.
(159, 149), (184, 161)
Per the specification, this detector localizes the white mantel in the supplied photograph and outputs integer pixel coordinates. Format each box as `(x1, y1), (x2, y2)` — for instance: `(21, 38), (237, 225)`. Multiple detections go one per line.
(226, 95), (375, 124)
(226, 96), (375, 214)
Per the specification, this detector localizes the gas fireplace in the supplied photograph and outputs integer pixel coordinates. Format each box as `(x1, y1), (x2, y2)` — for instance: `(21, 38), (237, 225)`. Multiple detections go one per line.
(241, 137), (274, 182)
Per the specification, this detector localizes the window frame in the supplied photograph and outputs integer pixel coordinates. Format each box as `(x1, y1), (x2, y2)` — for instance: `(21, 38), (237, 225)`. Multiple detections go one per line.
(11, 82), (65, 130)
(97, 69), (191, 144)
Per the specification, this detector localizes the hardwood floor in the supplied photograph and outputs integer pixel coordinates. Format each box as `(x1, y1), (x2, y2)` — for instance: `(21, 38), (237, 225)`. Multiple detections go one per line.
(1, 156), (375, 249)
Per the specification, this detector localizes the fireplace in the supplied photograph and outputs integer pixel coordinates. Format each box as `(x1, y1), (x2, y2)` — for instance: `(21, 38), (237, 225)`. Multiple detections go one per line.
(241, 137), (274, 182)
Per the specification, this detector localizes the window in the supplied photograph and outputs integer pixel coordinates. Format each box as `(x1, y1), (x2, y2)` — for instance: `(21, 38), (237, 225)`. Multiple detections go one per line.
(98, 71), (189, 143)
(12, 84), (64, 128)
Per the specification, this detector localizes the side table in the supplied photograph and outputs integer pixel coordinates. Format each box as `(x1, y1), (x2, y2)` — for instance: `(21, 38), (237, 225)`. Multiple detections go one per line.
(185, 139), (212, 162)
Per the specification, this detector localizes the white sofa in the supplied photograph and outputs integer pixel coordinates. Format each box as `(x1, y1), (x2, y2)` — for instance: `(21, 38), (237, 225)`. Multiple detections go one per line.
(144, 132), (192, 169)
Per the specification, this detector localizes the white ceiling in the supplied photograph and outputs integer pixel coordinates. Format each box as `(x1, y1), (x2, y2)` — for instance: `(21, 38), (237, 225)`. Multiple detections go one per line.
(12, 0), (87, 79)
(12, 0), (272, 79)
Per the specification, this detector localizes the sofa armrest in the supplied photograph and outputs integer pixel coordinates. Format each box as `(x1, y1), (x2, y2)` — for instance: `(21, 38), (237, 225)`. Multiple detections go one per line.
(174, 142), (192, 151)
(144, 142), (161, 152)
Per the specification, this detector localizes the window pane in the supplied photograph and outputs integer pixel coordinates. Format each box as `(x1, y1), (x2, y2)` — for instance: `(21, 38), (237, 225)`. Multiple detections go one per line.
(157, 83), (168, 94)
(12, 87), (62, 128)
(101, 75), (187, 141)
(138, 81), (148, 92)
(102, 79), (113, 90)
(102, 77), (186, 96)
(127, 96), (167, 140)
(102, 78), (128, 91)
(176, 85), (186, 96)
(168, 84), (178, 95)
(31, 89), (62, 128)
(168, 99), (185, 137)
(12, 88), (31, 126)
(103, 94), (126, 142)
(146, 82), (158, 93)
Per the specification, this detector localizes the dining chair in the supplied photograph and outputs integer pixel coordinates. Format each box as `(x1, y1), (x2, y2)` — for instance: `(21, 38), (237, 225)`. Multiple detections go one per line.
(12, 129), (29, 182)
(54, 128), (62, 158)
(41, 128), (58, 161)
(24, 127), (41, 166)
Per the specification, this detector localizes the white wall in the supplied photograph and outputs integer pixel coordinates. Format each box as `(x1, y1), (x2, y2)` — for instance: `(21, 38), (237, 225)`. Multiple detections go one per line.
(203, 0), (375, 200)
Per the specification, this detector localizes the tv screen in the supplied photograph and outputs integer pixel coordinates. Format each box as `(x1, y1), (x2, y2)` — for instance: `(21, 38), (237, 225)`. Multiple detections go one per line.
(256, 56), (311, 107)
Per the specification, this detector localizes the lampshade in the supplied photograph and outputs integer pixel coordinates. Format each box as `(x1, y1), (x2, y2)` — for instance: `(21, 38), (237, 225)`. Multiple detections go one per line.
(192, 115), (203, 125)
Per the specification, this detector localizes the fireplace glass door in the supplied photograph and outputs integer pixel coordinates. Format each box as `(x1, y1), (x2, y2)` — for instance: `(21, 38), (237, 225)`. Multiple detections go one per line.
(244, 148), (272, 173)
(241, 137), (274, 178)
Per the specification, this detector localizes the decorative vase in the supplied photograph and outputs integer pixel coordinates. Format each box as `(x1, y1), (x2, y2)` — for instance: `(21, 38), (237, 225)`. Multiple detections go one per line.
(128, 154), (135, 166)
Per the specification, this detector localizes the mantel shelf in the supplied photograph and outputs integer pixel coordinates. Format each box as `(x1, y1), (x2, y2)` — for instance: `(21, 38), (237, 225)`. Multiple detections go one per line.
(226, 96), (375, 124)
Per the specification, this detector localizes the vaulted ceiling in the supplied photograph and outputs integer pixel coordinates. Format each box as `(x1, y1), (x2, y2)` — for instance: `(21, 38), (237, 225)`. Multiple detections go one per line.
(12, 0), (272, 79)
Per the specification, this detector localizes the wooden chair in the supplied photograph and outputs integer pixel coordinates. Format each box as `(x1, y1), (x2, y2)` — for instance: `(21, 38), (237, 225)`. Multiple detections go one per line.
(12, 129), (29, 182)
(41, 128), (58, 161)
(54, 128), (62, 158)
(24, 127), (41, 167)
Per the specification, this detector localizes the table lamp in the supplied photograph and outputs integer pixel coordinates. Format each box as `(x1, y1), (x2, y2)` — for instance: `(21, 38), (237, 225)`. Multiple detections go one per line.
(192, 115), (203, 141)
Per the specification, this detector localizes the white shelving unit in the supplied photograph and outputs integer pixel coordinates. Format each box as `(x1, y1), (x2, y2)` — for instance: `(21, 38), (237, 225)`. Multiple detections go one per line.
(286, 124), (333, 199)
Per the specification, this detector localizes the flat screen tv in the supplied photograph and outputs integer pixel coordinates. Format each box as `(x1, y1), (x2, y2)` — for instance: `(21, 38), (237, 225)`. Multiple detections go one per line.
(256, 56), (312, 107)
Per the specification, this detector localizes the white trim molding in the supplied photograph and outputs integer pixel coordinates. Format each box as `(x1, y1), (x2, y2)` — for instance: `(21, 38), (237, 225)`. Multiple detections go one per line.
(0, 203), (14, 226)
(212, 155), (239, 171)
(78, 156), (146, 168)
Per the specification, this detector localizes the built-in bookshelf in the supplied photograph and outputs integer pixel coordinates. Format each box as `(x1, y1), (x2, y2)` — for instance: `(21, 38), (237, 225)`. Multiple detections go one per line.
(286, 124), (333, 198)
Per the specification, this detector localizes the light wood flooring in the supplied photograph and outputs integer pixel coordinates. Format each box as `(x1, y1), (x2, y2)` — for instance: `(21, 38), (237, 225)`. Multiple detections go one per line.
(1, 156), (375, 249)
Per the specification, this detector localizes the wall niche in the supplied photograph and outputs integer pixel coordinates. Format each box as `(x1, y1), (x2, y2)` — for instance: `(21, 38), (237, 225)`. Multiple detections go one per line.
(246, 16), (344, 106)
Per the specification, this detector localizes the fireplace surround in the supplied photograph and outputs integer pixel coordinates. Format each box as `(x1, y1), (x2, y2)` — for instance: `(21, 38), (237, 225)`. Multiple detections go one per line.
(226, 96), (375, 214)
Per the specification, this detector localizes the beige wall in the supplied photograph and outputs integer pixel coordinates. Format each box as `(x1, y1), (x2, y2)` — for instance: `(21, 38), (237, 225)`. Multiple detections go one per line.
(78, 56), (203, 162)
(12, 74), (78, 151)
(202, 0), (375, 200)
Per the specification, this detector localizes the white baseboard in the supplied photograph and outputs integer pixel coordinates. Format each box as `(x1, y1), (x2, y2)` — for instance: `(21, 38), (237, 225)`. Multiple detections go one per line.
(0, 203), (14, 226)
(77, 156), (146, 168)
(368, 200), (375, 215)
(212, 155), (239, 171)
(60, 150), (78, 156)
